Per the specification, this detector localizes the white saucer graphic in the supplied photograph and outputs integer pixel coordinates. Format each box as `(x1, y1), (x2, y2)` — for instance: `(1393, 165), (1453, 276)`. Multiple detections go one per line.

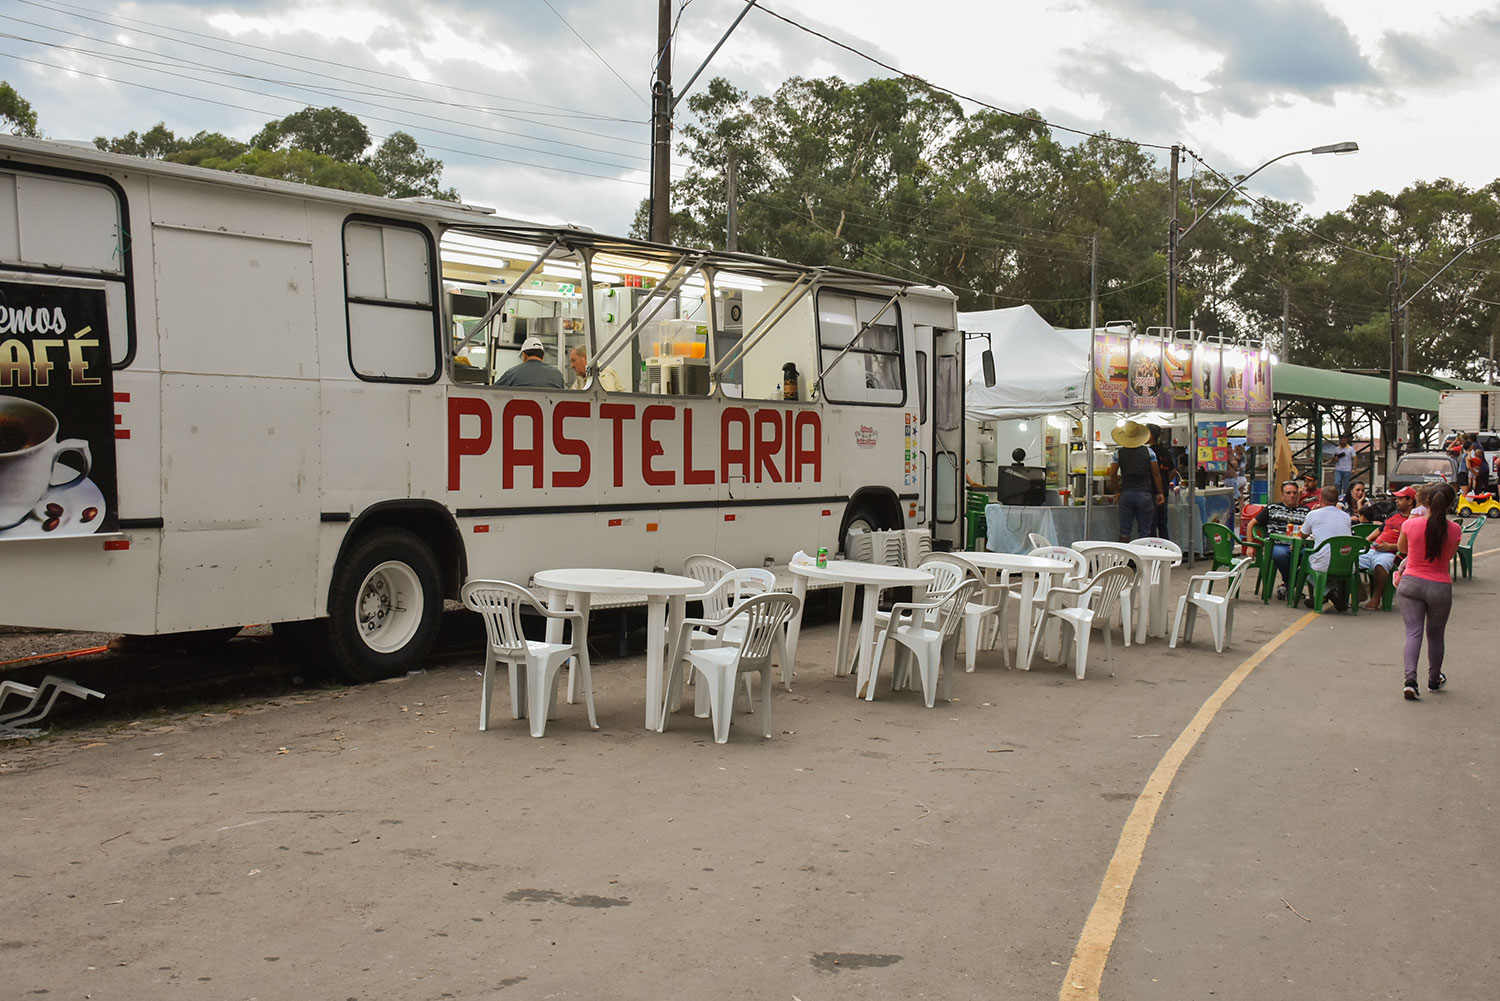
(0, 477), (107, 539)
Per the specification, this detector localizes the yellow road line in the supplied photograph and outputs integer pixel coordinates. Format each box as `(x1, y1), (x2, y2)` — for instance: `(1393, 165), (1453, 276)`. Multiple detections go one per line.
(1057, 611), (1318, 1001)
(1473, 545), (1500, 558)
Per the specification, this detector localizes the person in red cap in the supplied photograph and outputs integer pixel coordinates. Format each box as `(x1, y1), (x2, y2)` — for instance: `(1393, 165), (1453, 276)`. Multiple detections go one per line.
(1359, 486), (1416, 610)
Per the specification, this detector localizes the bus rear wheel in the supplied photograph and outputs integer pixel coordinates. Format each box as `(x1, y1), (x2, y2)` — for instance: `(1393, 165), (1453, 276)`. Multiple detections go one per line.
(326, 527), (442, 683)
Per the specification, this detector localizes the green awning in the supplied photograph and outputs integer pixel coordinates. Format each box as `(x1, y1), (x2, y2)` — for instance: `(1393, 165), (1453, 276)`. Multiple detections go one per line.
(1275, 364), (1438, 412)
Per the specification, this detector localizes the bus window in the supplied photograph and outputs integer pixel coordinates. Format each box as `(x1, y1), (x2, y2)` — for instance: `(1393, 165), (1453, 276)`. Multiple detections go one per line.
(344, 219), (439, 382)
(817, 291), (904, 406)
(439, 230), (585, 389)
(721, 274), (814, 402)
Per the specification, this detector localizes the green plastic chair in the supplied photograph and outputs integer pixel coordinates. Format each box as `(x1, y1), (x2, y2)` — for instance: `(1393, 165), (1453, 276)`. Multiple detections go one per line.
(1352, 522), (1379, 540)
(1450, 518), (1483, 580)
(1292, 535), (1368, 614)
(1202, 522), (1258, 572)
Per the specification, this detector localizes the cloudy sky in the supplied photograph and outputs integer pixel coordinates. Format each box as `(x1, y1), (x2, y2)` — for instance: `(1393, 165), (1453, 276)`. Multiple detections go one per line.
(3, 0), (1497, 238)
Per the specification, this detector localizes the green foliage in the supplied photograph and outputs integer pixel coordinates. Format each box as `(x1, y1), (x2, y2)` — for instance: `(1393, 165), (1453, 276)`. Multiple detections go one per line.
(0, 81), (39, 137)
(662, 74), (1500, 380)
(92, 106), (455, 202)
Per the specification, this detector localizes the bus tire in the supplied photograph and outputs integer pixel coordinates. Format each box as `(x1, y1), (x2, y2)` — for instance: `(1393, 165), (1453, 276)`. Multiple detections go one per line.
(326, 527), (442, 683)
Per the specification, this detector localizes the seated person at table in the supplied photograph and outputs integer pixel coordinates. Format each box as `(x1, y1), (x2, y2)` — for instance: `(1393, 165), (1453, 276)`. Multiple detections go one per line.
(1360, 486), (1415, 610)
(1106, 421), (1164, 543)
(1299, 473), (1322, 508)
(1339, 479), (1368, 513)
(1255, 480), (1310, 599)
(1355, 504), (1380, 525)
(1300, 485), (1352, 610)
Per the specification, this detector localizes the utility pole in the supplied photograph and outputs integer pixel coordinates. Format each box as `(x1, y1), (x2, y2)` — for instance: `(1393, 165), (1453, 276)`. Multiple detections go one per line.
(1387, 254), (1404, 478)
(649, 0), (673, 244)
(1088, 234), (1099, 331)
(1166, 145), (1179, 333)
(725, 152), (738, 252)
(1281, 286), (1290, 363)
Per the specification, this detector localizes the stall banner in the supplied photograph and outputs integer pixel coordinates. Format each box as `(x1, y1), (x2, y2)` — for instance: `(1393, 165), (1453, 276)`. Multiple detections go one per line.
(0, 279), (118, 540)
(1246, 354), (1273, 415)
(1127, 337), (1165, 411)
(1196, 421), (1229, 471)
(1193, 343), (1222, 411)
(1163, 342), (1193, 410)
(1222, 348), (1249, 411)
(1246, 416), (1273, 445)
(1091, 332), (1129, 409)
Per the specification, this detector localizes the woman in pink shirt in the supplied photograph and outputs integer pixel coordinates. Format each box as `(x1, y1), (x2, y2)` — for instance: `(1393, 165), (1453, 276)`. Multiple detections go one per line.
(1396, 482), (1462, 700)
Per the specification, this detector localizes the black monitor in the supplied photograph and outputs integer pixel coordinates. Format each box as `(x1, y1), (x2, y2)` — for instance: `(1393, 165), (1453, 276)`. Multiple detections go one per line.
(996, 465), (1047, 506)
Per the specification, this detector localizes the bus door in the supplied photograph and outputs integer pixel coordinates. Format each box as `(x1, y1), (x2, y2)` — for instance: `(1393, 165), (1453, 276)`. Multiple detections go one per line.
(921, 324), (965, 551)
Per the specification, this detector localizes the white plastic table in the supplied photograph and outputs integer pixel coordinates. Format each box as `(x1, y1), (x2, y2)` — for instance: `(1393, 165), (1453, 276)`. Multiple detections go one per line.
(532, 568), (704, 731)
(786, 561), (934, 699)
(1072, 541), (1181, 642)
(954, 551), (1076, 668)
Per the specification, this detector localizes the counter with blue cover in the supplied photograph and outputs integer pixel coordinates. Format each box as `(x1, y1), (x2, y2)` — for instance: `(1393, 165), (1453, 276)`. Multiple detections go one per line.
(985, 488), (1235, 554)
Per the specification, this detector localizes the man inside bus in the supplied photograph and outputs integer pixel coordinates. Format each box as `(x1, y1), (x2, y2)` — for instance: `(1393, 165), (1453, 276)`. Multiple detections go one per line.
(498, 336), (565, 389)
(568, 344), (625, 392)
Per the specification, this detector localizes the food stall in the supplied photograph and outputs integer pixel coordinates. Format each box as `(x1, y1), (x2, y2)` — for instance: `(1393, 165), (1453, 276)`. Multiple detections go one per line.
(961, 307), (1268, 554)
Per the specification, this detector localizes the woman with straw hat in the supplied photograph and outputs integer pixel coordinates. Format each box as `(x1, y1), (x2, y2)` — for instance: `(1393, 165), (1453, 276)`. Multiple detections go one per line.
(1106, 420), (1164, 542)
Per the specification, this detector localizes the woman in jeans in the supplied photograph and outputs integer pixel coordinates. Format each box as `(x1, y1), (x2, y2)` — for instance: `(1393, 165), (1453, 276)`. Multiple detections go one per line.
(1396, 482), (1462, 700)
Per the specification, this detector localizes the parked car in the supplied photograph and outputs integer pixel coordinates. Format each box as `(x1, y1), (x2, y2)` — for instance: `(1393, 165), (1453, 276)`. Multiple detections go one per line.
(1388, 452), (1462, 492)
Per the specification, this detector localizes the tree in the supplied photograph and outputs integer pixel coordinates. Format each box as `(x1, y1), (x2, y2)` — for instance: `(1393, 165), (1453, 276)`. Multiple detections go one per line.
(197, 148), (385, 196)
(367, 132), (456, 200)
(251, 107), (370, 162)
(0, 81), (39, 137)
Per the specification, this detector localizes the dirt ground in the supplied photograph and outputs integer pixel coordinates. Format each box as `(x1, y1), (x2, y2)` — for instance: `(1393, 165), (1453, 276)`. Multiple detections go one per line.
(3, 563), (1497, 1001)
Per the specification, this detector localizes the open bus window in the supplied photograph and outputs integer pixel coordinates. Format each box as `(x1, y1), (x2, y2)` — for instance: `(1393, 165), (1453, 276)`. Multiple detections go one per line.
(717, 274), (814, 402)
(439, 231), (587, 389)
(817, 291), (905, 406)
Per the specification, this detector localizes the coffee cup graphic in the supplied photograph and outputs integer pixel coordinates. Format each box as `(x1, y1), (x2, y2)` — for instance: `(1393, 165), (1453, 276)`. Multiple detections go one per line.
(0, 396), (92, 530)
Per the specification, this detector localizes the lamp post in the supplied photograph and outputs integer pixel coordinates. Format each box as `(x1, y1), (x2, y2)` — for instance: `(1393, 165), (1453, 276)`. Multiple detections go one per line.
(1165, 140), (1356, 563)
(1386, 232), (1500, 474)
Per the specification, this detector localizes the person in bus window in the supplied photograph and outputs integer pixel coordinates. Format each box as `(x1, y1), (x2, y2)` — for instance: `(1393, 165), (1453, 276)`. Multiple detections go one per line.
(568, 345), (625, 392)
(498, 336), (565, 389)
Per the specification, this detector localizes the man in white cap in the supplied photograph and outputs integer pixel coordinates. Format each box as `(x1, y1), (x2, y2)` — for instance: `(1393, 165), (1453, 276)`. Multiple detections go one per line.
(1106, 420), (1164, 542)
(497, 336), (565, 389)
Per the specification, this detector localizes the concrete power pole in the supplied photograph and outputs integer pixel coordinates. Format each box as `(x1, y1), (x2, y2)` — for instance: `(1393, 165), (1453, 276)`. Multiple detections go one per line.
(726, 152), (738, 252)
(649, 0), (673, 244)
(1166, 145), (1179, 333)
(1281, 286), (1290, 363)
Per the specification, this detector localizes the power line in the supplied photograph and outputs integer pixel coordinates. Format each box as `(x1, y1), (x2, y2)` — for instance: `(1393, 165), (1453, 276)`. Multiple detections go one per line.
(750, 0), (1175, 152)
(541, 0), (647, 107)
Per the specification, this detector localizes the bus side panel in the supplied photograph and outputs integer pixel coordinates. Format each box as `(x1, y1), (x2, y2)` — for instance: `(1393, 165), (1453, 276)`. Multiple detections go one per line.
(155, 376), (321, 631)
(0, 535), (160, 634)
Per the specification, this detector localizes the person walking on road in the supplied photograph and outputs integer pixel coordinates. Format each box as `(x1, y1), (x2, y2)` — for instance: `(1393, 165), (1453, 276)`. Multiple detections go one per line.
(1396, 482), (1462, 700)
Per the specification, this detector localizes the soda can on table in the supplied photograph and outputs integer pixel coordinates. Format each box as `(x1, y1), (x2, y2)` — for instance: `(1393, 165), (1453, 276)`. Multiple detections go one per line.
(816, 547), (828, 568)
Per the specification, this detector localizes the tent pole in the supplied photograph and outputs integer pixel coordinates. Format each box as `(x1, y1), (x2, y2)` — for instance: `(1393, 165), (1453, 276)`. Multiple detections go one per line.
(1086, 238), (1098, 539)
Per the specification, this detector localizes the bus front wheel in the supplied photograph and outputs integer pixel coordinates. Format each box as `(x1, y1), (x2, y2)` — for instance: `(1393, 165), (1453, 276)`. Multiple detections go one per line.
(326, 527), (443, 683)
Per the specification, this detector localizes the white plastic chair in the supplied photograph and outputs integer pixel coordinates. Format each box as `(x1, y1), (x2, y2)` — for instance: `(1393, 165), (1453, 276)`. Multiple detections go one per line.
(0, 675), (105, 735)
(688, 567), (780, 696)
(1027, 532), (1053, 550)
(1029, 565), (1135, 679)
(859, 557), (966, 667)
(683, 553), (735, 590)
(1170, 557), (1254, 653)
(927, 552), (1012, 671)
(870, 580), (979, 706)
(1133, 537), (1184, 584)
(461, 580), (596, 737)
(1073, 542), (1139, 645)
(662, 592), (801, 743)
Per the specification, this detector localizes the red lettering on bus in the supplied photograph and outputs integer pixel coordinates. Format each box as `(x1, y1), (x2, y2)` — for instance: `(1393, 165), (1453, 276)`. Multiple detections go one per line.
(784, 410), (794, 482)
(721, 407), (750, 483)
(795, 411), (822, 483)
(641, 405), (676, 486)
(447, 396), (492, 491)
(501, 399), (545, 489)
(753, 410), (783, 484)
(682, 407), (713, 485)
(552, 400), (591, 488)
(599, 403), (636, 488)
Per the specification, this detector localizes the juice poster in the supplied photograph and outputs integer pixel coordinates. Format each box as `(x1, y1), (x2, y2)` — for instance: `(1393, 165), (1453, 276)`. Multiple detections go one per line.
(1091, 331), (1129, 409)
(1247, 353), (1273, 414)
(1163, 342), (1193, 410)
(1196, 421), (1229, 471)
(1193, 343), (1222, 411)
(1222, 348), (1248, 411)
(1127, 337), (1165, 411)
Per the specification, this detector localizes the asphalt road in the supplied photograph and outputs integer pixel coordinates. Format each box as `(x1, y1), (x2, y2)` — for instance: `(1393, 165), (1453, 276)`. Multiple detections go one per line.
(2, 554), (1496, 1000)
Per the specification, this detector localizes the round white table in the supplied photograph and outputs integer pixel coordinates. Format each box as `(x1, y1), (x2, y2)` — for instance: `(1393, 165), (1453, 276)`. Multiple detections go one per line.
(786, 561), (934, 699)
(1072, 541), (1181, 642)
(532, 568), (704, 731)
(953, 551), (1077, 668)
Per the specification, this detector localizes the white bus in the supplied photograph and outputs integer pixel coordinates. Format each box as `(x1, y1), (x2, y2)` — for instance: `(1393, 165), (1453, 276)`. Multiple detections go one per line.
(0, 136), (973, 680)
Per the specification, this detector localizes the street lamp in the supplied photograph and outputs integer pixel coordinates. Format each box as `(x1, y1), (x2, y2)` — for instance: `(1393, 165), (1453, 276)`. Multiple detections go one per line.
(1386, 232), (1500, 469)
(1165, 140), (1356, 566)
